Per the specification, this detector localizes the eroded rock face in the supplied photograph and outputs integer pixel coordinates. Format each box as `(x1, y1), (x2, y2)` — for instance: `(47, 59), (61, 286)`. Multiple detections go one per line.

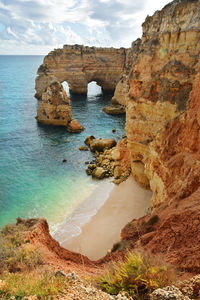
(36, 45), (128, 97)
(35, 45), (129, 126)
(36, 81), (72, 126)
(125, 0), (200, 190)
(146, 67), (200, 207)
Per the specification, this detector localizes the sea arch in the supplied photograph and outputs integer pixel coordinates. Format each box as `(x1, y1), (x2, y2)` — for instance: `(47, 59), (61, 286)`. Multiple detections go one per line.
(35, 44), (129, 126)
(35, 44), (128, 98)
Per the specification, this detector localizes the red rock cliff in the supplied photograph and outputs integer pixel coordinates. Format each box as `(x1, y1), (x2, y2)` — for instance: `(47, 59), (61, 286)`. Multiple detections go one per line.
(125, 0), (200, 199)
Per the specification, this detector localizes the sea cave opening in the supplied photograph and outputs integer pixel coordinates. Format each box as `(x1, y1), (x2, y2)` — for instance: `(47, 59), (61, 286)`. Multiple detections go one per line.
(87, 81), (102, 97)
(62, 81), (70, 95)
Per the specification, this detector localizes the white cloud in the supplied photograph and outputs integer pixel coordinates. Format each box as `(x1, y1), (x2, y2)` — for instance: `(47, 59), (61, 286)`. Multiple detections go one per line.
(7, 26), (18, 38)
(0, 0), (171, 54)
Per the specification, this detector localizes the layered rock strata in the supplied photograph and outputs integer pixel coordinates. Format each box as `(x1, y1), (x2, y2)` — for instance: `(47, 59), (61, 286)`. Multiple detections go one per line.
(125, 0), (200, 192)
(36, 45), (129, 97)
(146, 66), (200, 207)
(35, 45), (131, 126)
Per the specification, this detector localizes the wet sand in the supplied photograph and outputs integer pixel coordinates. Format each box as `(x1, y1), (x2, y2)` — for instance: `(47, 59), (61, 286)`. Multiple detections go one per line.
(61, 175), (152, 260)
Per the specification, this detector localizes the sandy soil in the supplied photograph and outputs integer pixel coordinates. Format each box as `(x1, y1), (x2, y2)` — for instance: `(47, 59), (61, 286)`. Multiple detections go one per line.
(61, 176), (152, 260)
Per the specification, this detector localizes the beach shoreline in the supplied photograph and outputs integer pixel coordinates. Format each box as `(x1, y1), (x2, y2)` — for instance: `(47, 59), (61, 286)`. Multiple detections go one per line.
(54, 175), (152, 261)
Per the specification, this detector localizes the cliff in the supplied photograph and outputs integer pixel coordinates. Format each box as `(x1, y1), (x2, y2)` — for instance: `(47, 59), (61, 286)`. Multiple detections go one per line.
(120, 68), (200, 272)
(125, 0), (200, 197)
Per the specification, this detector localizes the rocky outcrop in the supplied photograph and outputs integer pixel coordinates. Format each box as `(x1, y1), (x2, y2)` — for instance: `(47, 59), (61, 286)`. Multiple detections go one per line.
(86, 138), (131, 183)
(36, 45), (129, 97)
(36, 81), (72, 126)
(125, 0), (200, 192)
(35, 45), (130, 126)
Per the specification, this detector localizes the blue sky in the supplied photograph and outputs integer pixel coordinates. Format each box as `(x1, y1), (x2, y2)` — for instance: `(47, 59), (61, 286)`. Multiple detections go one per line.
(0, 0), (170, 55)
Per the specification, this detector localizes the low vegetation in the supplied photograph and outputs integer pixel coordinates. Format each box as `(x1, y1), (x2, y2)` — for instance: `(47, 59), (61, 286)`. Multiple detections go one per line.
(0, 222), (67, 299)
(0, 222), (43, 273)
(0, 272), (66, 299)
(98, 252), (175, 299)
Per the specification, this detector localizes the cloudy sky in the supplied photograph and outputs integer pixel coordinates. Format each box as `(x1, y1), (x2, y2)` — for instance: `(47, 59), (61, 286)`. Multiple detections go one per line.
(0, 0), (170, 55)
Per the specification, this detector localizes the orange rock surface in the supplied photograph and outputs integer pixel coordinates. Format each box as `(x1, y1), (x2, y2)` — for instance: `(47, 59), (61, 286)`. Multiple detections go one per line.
(125, 0), (200, 194)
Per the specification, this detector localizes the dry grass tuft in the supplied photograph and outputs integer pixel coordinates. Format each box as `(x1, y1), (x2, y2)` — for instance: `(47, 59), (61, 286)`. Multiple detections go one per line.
(0, 271), (66, 299)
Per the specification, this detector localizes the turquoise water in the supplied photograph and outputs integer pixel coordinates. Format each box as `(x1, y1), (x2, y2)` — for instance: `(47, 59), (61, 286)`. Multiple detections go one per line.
(0, 55), (125, 230)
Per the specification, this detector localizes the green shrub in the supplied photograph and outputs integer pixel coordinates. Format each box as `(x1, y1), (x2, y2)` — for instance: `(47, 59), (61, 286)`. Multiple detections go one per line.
(99, 252), (174, 298)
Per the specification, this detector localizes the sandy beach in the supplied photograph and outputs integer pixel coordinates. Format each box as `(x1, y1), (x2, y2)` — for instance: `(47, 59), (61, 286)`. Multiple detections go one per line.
(58, 176), (152, 260)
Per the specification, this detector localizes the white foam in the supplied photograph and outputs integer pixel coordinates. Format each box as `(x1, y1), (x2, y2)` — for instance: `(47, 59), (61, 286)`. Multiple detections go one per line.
(52, 179), (114, 245)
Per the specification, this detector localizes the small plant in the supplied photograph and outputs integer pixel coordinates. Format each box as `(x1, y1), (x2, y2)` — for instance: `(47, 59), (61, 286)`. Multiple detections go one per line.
(99, 252), (175, 298)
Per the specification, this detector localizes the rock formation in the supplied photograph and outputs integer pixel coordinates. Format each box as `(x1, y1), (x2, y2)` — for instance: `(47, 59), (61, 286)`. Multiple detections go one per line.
(125, 0), (200, 193)
(36, 45), (129, 96)
(35, 45), (130, 125)
(36, 80), (72, 126)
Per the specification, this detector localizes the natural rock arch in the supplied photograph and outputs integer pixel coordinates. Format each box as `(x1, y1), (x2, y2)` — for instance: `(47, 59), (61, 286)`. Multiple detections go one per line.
(35, 44), (130, 126)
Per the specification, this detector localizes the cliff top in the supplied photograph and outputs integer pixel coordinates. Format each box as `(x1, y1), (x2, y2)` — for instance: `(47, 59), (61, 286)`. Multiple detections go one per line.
(142, 0), (200, 36)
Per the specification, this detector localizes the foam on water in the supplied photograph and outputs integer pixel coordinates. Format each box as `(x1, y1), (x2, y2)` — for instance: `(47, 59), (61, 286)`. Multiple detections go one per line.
(53, 179), (114, 243)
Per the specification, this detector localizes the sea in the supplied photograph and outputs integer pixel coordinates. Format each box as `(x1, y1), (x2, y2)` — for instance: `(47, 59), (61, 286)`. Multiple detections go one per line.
(0, 55), (125, 234)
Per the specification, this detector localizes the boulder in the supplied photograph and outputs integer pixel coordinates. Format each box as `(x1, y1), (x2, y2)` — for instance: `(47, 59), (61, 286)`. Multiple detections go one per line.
(102, 104), (125, 115)
(67, 119), (84, 133)
(92, 167), (107, 179)
(90, 139), (116, 152)
(86, 164), (96, 175)
(111, 148), (121, 160)
(84, 135), (95, 146)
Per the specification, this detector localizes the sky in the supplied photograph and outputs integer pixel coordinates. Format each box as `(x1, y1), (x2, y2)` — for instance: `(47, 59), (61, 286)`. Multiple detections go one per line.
(0, 0), (171, 55)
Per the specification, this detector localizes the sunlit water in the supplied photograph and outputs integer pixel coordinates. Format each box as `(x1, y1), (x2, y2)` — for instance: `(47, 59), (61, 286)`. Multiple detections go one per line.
(0, 55), (125, 231)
